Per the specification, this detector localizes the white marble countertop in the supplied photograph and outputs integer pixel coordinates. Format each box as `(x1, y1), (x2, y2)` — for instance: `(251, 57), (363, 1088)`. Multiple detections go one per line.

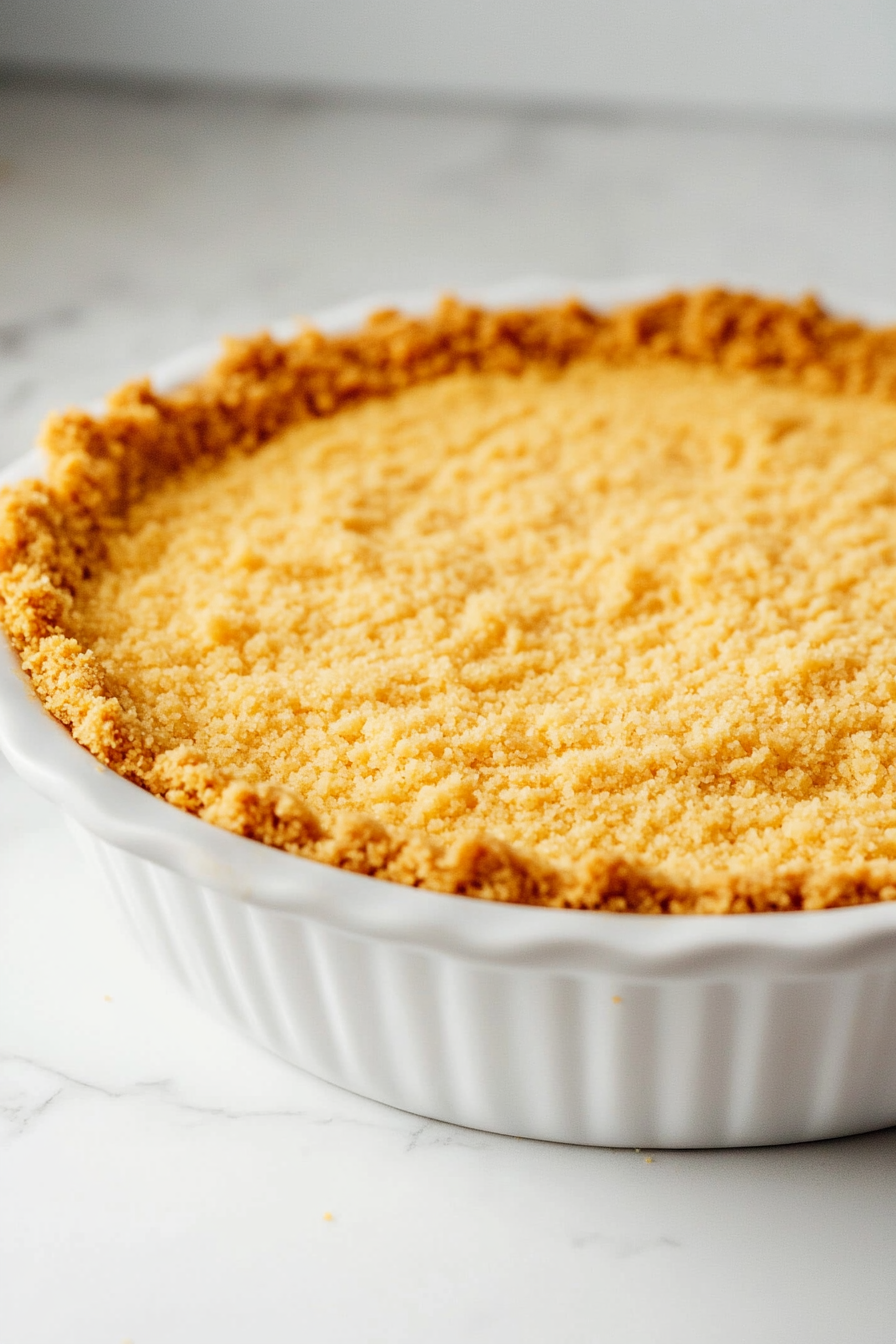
(5, 74), (896, 1343)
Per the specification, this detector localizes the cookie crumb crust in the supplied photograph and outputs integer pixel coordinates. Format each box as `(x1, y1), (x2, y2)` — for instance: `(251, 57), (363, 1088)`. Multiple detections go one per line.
(5, 289), (896, 913)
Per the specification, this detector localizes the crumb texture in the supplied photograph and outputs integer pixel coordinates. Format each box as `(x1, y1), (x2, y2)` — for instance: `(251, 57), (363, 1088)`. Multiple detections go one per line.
(5, 289), (896, 913)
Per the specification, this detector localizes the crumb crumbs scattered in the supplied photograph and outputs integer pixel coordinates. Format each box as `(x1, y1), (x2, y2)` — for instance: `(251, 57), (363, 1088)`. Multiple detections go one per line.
(612, 995), (622, 1004)
(323, 1211), (334, 1222)
(103, 994), (112, 1002)
(644, 1156), (655, 1164)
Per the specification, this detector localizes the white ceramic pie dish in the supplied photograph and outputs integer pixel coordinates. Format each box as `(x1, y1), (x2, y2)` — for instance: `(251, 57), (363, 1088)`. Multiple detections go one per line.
(5, 277), (896, 1149)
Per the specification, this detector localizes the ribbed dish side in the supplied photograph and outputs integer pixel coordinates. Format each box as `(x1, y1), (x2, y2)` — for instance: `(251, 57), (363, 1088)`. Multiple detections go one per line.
(72, 824), (896, 1148)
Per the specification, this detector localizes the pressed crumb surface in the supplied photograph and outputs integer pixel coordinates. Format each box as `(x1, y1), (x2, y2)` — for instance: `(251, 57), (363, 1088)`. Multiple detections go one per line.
(6, 290), (896, 912)
(72, 360), (896, 879)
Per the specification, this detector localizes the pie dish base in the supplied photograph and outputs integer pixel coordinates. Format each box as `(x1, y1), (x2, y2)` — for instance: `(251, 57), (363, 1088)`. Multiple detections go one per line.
(70, 818), (896, 1147)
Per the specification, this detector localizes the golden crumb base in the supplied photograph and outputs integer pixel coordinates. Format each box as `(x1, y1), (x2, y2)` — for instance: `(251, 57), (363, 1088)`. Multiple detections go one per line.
(5, 289), (896, 913)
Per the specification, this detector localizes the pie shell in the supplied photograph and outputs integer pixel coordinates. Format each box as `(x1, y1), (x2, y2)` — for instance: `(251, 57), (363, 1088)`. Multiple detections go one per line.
(4, 288), (896, 913)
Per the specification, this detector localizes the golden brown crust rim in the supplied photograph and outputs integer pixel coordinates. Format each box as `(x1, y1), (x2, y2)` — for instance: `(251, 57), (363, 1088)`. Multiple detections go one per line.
(5, 288), (896, 914)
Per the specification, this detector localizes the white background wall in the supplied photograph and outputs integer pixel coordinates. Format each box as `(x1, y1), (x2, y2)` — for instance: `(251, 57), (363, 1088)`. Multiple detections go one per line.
(3, 0), (896, 120)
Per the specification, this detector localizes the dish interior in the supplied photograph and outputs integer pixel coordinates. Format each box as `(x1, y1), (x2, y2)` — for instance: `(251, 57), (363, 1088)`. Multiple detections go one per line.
(71, 358), (896, 878)
(6, 289), (896, 912)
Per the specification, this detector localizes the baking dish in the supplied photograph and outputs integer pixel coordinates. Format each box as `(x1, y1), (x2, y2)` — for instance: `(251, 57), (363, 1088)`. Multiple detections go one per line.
(5, 277), (896, 1149)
